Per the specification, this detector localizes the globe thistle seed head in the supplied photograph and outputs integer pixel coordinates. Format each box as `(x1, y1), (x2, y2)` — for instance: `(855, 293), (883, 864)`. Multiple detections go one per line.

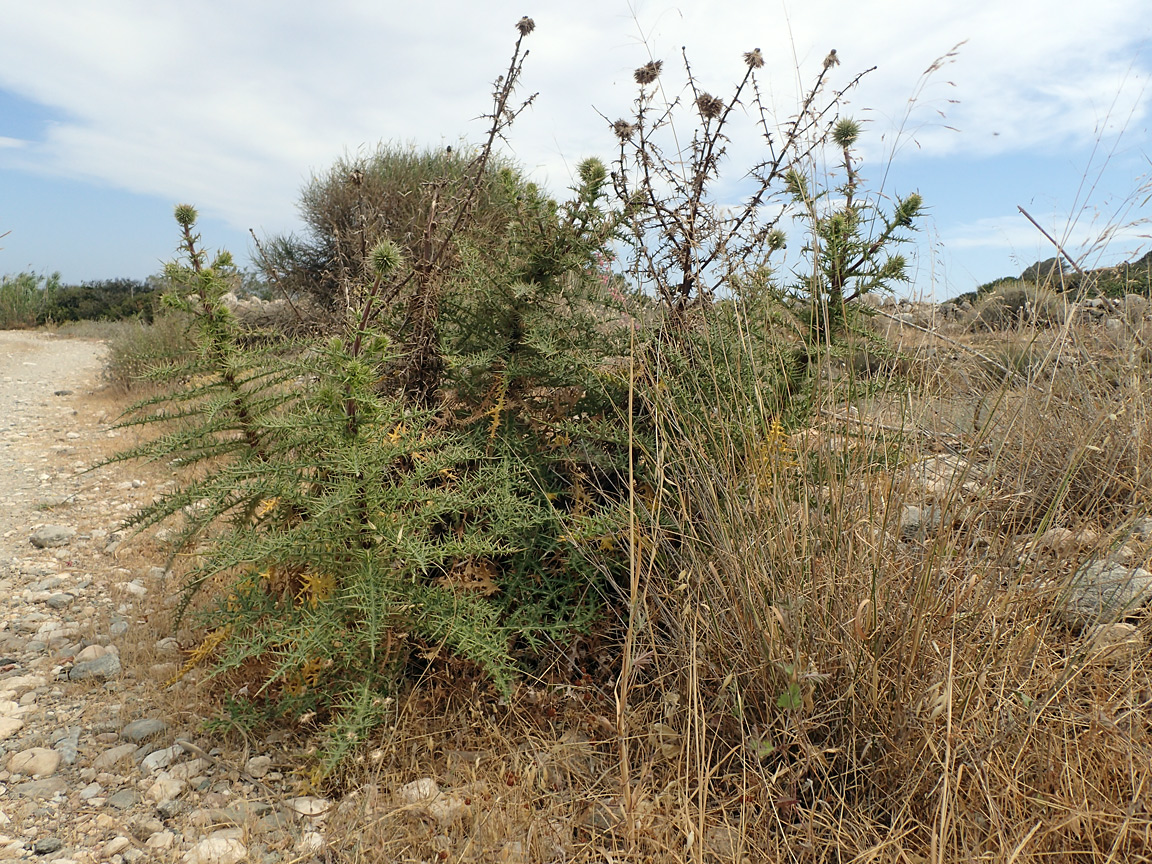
(743, 48), (764, 69)
(612, 119), (637, 140)
(634, 60), (663, 86)
(767, 229), (787, 252)
(516, 16), (535, 36)
(174, 204), (198, 227)
(369, 239), (403, 277)
(696, 93), (724, 120)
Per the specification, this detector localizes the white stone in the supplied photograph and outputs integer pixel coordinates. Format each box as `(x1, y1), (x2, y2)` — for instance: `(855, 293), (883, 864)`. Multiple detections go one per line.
(7, 747), (60, 777)
(91, 743), (138, 770)
(103, 837), (132, 857)
(285, 795), (332, 820)
(146, 775), (186, 804)
(1, 675), (45, 694)
(141, 744), (184, 773)
(146, 831), (175, 850)
(182, 836), (247, 864)
(74, 644), (107, 663)
(295, 832), (325, 855)
(243, 755), (272, 778)
(0, 718), (22, 741)
(1087, 622), (1145, 666)
(397, 777), (440, 804)
(167, 758), (208, 780)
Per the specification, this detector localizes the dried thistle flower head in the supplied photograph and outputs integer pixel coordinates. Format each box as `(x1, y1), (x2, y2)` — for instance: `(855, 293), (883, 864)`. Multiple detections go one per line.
(743, 48), (764, 69)
(634, 60), (663, 86)
(823, 48), (839, 70)
(696, 93), (724, 120)
(516, 16), (535, 36)
(612, 119), (637, 140)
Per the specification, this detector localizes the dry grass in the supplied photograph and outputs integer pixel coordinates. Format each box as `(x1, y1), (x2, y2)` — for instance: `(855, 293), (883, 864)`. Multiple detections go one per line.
(71, 306), (1152, 862)
(302, 309), (1152, 864)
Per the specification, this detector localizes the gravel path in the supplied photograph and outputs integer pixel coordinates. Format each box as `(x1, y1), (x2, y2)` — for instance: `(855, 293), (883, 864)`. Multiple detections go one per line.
(0, 331), (324, 864)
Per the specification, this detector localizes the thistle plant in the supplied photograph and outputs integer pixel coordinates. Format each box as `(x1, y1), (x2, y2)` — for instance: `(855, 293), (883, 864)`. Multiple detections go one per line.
(109, 21), (640, 775)
(785, 117), (923, 345)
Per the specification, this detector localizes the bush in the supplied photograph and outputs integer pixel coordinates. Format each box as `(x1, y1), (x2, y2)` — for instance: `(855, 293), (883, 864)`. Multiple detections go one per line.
(112, 144), (630, 773)
(257, 143), (539, 319)
(968, 280), (1064, 330)
(39, 277), (160, 324)
(0, 271), (59, 329)
(101, 311), (196, 390)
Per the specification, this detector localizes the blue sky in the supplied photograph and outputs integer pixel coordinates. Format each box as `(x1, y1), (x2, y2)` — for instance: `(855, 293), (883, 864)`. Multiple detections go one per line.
(0, 1), (1148, 299)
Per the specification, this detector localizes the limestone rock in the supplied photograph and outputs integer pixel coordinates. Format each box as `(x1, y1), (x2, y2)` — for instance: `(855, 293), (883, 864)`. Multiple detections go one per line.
(121, 717), (167, 743)
(183, 836), (247, 864)
(30, 525), (76, 548)
(398, 777), (440, 804)
(70, 652), (121, 681)
(1062, 560), (1152, 627)
(92, 743), (139, 770)
(1086, 623), (1145, 666)
(900, 504), (943, 540)
(8, 747), (61, 777)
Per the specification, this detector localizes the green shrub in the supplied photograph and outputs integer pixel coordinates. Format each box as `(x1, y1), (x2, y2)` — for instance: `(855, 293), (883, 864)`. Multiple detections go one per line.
(968, 280), (1064, 330)
(258, 143), (538, 318)
(0, 271), (59, 329)
(39, 277), (159, 324)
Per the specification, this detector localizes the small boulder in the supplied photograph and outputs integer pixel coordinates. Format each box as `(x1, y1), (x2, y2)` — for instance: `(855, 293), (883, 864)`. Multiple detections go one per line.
(1086, 623), (1145, 667)
(183, 836), (247, 864)
(70, 652), (121, 681)
(30, 525), (76, 548)
(8, 747), (61, 777)
(121, 717), (167, 743)
(1062, 560), (1152, 627)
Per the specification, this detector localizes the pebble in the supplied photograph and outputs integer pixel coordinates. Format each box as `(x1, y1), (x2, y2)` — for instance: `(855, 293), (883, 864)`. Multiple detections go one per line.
(92, 743), (138, 770)
(53, 726), (80, 765)
(183, 836), (248, 864)
(141, 744), (184, 772)
(121, 718), (167, 743)
(146, 775), (187, 804)
(69, 652), (121, 681)
(106, 789), (141, 810)
(244, 755), (272, 778)
(31, 837), (62, 855)
(29, 525), (76, 548)
(8, 747), (61, 777)
(0, 718), (23, 740)
(103, 837), (132, 857)
(13, 777), (68, 799)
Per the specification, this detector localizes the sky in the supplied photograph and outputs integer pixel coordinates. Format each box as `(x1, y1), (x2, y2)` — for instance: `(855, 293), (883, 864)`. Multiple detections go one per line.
(0, 1), (1149, 300)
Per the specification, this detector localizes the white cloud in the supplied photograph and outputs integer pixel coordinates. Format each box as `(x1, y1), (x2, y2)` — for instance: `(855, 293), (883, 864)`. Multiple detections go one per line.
(0, 0), (1147, 242)
(0, 136), (27, 149)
